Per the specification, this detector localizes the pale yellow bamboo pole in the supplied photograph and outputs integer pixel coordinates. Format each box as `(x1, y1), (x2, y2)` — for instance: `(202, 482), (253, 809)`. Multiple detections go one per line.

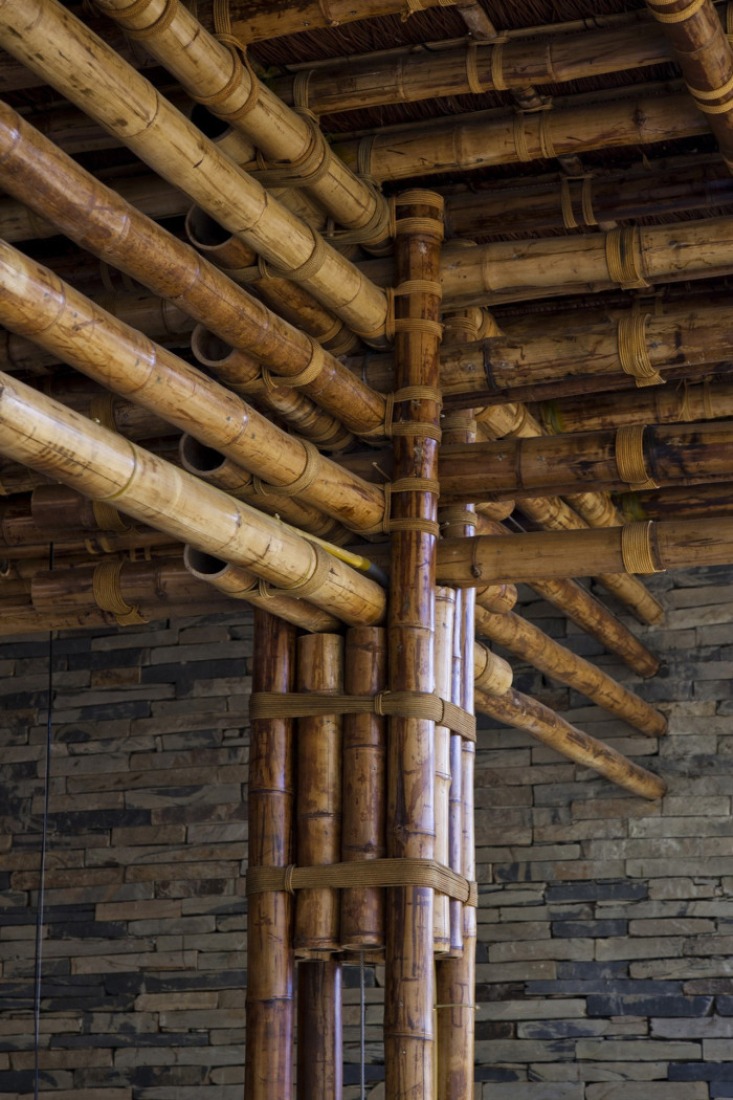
(0, 370), (385, 627)
(437, 518), (733, 585)
(334, 91), (706, 182)
(646, 0), (733, 169)
(0, 238), (384, 534)
(475, 687), (667, 799)
(272, 21), (671, 114)
(95, 0), (391, 250)
(0, 102), (388, 436)
(0, 0), (389, 342)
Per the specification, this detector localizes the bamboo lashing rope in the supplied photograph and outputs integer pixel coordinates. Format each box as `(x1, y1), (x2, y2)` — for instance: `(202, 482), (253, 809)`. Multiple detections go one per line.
(123, 0), (177, 38)
(621, 520), (664, 575)
(465, 43), (485, 95)
(688, 68), (733, 113)
(92, 559), (149, 625)
(278, 542), (332, 600)
(260, 439), (320, 498)
(250, 116), (331, 188)
(261, 340), (326, 390)
(539, 112), (556, 160)
(648, 0), (708, 21)
(401, 0), (459, 18)
(273, 227), (328, 284)
(606, 226), (650, 289)
(92, 501), (132, 533)
(490, 40), (508, 92)
(513, 113), (532, 162)
(247, 858), (478, 907)
(617, 312), (664, 387)
(250, 689), (476, 740)
(581, 175), (598, 226)
(560, 178), (578, 230)
(615, 424), (659, 489)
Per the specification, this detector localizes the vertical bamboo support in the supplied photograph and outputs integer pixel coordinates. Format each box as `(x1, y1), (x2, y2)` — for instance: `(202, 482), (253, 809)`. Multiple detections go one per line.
(434, 587), (456, 956)
(297, 958), (343, 1100)
(245, 611), (296, 1100)
(340, 626), (387, 950)
(294, 632), (343, 954)
(385, 190), (444, 1100)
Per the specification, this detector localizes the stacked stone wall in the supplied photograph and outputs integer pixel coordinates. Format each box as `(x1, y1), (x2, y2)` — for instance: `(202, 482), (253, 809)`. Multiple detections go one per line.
(1, 567), (733, 1098)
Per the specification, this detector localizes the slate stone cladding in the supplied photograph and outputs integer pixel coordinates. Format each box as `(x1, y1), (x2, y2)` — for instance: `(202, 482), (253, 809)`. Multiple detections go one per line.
(1, 566), (733, 1098)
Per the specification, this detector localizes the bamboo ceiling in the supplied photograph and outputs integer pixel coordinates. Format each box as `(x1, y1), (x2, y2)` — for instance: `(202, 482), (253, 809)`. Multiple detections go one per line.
(2, 1), (733, 1093)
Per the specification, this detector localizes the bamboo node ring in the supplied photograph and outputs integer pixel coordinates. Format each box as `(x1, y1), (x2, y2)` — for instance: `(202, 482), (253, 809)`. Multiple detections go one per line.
(621, 521), (664, 575)
(617, 312), (664, 387)
(92, 558), (149, 625)
(615, 424), (659, 489)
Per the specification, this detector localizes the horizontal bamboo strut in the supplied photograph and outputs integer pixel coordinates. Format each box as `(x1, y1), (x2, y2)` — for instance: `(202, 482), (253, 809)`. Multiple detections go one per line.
(543, 378), (733, 434)
(0, 0), (390, 342)
(619, 482), (733, 522)
(0, 102), (388, 436)
(0, 370), (385, 626)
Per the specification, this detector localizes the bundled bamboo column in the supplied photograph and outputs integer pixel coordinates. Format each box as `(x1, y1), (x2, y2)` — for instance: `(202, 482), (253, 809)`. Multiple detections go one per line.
(246, 612), (296, 1100)
(340, 627), (387, 950)
(0, 101), (388, 436)
(0, 0), (389, 340)
(385, 191), (444, 1099)
(294, 632), (343, 1099)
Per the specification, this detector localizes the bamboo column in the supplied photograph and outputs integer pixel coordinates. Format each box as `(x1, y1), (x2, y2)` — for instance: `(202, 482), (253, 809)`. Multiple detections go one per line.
(385, 190), (444, 1099)
(434, 587), (456, 956)
(0, 0), (389, 340)
(246, 612), (296, 1100)
(295, 632), (343, 1099)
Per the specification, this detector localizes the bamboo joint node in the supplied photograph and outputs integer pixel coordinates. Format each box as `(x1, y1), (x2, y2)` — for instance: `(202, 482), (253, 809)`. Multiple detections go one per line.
(621, 521), (665, 575)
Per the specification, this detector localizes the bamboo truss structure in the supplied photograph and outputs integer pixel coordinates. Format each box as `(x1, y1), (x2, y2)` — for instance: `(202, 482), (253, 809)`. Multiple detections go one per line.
(4, 0), (733, 1095)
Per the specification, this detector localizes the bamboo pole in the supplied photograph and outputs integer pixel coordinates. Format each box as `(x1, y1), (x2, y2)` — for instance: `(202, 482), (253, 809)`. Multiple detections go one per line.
(474, 605), (667, 737)
(295, 633), (343, 954)
(246, 611), (296, 1100)
(0, 103), (388, 436)
(646, 0), (733, 170)
(183, 547), (341, 634)
(475, 686), (667, 799)
(619, 481), (733, 522)
(229, 0), (460, 42)
(0, 1), (390, 341)
(543, 378), (733, 434)
(96, 0), (391, 251)
(385, 191), (444, 1100)
(440, 421), (733, 501)
(272, 21), (671, 114)
(333, 90), (707, 182)
(434, 587), (456, 956)
(0, 239), (384, 534)
(0, 370), (386, 626)
(297, 959), (343, 1100)
(340, 626), (387, 951)
(437, 518), (733, 586)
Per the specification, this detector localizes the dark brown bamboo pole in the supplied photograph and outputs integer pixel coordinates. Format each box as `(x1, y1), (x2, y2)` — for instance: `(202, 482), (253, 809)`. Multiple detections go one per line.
(229, 0), (460, 42)
(96, 0), (391, 252)
(385, 191), (444, 1100)
(475, 686), (667, 799)
(333, 90), (706, 183)
(340, 626), (387, 951)
(618, 481), (733, 522)
(474, 605), (667, 737)
(297, 959), (343, 1100)
(543, 378), (733, 434)
(440, 421), (733, 501)
(272, 21), (671, 114)
(646, 0), (733, 169)
(0, 370), (386, 626)
(434, 586), (456, 956)
(437, 517), (733, 586)
(0, 103), (388, 436)
(0, 239), (383, 534)
(0, 1), (390, 340)
(246, 611), (296, 1100)
(183, 547), (341, 634)
(295, 633), (343, 955)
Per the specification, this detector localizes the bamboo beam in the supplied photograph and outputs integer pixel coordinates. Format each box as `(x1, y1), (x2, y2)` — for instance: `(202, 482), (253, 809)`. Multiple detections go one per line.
(246, 611), (296, 1100)
(0, 0), (390, 342)
(474, 605), (667, 738)
(543, 378), (733, 434)
(440, 421), (733, 501)
(619, 481), (733, 522)
(385, 191), (444, 1100)
(0, 239), (384, 534)
(272, 21), (671, 114)
(646, 0), (733, 170)
(229, 0), (461, 43)
(475, 686), (667, 800)
(437, 518), (733, 586)
(333, 90), (707, 182)
(0, 103), (388, 436)
(96, 0), (391, 251)
(0, 370), (386, 626)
